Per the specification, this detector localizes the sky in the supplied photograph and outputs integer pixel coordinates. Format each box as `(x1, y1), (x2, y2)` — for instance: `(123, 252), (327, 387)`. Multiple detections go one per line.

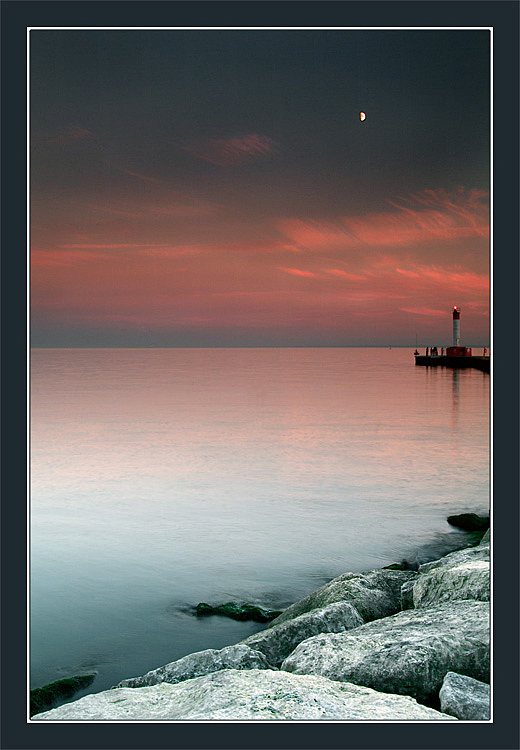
(30, 29), (490, 347)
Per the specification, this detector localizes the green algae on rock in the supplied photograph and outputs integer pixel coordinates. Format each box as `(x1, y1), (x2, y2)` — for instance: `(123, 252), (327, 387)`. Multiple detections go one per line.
(194, 601), (282, 623)
(30, 674), (96, 716)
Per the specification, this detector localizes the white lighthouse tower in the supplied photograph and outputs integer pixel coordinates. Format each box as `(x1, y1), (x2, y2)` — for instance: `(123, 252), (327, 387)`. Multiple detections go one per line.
(447, 306), (472, 357)
(452, 306), (461, 346)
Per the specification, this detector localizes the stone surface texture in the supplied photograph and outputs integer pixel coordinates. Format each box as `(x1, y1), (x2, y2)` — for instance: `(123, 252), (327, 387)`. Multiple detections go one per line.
(282, 600), (489, 702)
(269, 569), (416, 627)
(116, 644), (270, 688)
(479, 529), (490, 545)
(439, 671), (491, 721)
(241, 601), (364, 666)
(417, 544), (489, 575)
(413, 560), (489, 607)
(34, 669), (455, 721)
(400, 578), (416, 610)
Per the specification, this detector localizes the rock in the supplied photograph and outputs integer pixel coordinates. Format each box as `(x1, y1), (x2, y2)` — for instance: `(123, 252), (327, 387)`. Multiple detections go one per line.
(282, 600), (489, 703)
(33, 669), (456, 721)
(480, 528), (490, 545)
(194, 601), (282, 623)
(241, 601), (364, 666)
(400, 578), (416, 610)
(269, 569), (416, 627)
(447, 513), (490, 532)
(413, 559), (490, 607)
(417, 543), (489, 575)
(116, 644), (270, 688)
(439, 671), (490, 720)
(30, 674), (97, 717)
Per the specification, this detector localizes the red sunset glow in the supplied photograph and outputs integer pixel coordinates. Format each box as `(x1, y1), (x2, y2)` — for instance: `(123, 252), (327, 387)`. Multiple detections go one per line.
(30, 30), (490, 347)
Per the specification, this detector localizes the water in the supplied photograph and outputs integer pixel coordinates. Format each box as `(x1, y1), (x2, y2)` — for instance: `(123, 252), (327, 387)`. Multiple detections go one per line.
(30, 347), (489, 698)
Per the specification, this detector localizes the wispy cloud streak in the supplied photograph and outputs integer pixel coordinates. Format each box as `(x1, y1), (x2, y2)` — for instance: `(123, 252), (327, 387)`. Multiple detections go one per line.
(34, 126), (94, 145)
(184, 134), (278, 166)
(278, 267), (320, 279)
(117, 168), (162, 184)
(278, 188), (489, 251)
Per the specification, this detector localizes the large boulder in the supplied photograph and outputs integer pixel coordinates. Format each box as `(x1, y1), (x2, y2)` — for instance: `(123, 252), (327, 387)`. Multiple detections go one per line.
(412, 558), (489, 607)
(241, 601), (364, 666)
(447, 513), (490, 532)
(417, 543), (489, 575)
(269, 569), (416, 627)
(33, 669), (455, 721)
(439, 671), (491, 720)
(116, 644), (270, 688)
(282, 600), (489, 703)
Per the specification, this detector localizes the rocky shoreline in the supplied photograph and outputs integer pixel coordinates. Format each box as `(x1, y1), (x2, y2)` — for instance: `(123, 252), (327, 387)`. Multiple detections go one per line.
(32, 520), (490, 722)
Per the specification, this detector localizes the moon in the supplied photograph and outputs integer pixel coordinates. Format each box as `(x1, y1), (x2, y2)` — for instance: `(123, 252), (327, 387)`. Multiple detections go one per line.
(360, 112), (366, 122)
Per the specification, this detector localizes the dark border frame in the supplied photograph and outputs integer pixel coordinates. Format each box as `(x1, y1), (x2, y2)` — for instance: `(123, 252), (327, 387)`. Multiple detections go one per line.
(2, 2), (518, 749)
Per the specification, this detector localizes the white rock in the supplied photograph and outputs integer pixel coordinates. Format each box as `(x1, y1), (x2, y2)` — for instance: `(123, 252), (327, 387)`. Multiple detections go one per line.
(413, 559), (489, 607)
(418, 544), (489, 575)
(33, 669), (455, 721)
(241, 601), (364, 666)
(269, 569), (416, 627)
(115, 644), (270, 688)
(282, 600), (489, 702)
(439, 671), (491, 720)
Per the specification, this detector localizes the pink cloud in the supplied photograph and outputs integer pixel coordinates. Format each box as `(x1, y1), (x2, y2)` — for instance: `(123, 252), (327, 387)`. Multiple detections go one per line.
(31, 249), (113, 266)
(184, 134), (278, 166)
(278, 267), (320, 279)
(395, 268), (421, 278)
(396, 265), (489, 293)
(323, 268), (368, 282)
(58, 243), (163, 249)
(278, 188), (489, 251)
(399, 307), (447, 318)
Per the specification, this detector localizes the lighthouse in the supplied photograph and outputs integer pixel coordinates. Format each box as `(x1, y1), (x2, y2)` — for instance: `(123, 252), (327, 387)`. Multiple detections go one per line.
(447, 306), (472, 357)
(414, 306), (488, 371)
(452, 305), (461, 346)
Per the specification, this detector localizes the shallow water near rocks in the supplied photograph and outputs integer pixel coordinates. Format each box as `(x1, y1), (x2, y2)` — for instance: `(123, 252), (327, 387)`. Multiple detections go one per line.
(30, 347), (489, 700)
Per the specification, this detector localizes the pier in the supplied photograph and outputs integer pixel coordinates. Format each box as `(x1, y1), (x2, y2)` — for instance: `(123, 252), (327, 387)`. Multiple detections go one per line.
(414, 354), (489, 373)
(414, 306), (489, 373)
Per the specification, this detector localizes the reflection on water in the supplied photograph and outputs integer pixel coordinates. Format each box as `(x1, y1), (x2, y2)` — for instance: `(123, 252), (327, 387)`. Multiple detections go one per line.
(30, 347), (489, 694)
(451, 369), (460, 428)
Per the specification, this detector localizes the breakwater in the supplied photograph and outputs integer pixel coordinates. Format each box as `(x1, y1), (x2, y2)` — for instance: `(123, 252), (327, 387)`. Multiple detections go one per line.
(415, 355), (490, 373)
(32, 518), (490, 722)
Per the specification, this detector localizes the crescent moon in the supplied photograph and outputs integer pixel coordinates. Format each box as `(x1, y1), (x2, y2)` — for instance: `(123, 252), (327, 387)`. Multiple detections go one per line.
(360, 112), (366, 122)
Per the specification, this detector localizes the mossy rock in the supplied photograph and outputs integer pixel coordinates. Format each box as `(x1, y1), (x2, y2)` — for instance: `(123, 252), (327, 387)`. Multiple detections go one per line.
(382, 562), (408, 571)
(194, 602), (282, 623)
(447, 513), (490, 532)
(30, 674), (96, 716)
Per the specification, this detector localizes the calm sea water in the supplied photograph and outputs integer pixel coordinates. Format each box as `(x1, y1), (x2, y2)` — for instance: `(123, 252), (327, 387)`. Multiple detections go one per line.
(30, 347), (489, 698)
